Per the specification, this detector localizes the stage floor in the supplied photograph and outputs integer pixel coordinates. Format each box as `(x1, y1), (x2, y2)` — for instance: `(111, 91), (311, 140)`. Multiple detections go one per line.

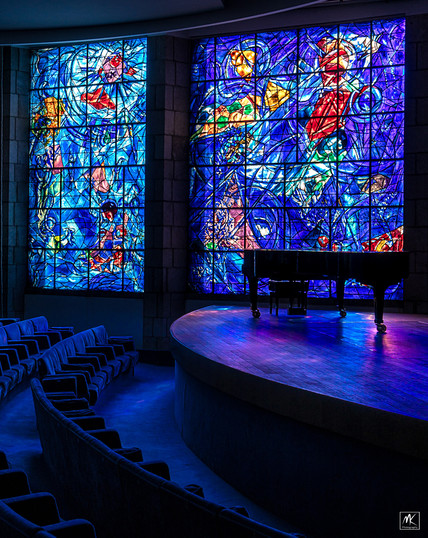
(172, 306), (428, 421)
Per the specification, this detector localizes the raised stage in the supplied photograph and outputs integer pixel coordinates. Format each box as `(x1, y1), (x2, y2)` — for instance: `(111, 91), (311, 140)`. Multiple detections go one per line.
(171, 306), (428, 538)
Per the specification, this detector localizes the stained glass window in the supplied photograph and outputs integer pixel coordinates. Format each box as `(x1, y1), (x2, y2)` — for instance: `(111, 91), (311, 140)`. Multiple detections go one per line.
(189, 19), (405, 299)
(29, 39), (146, 292)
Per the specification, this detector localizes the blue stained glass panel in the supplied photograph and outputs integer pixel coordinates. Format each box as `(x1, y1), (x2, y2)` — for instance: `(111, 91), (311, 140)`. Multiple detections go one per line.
(191, 38), (216, 82)
(29, 38), (146, 292)
(59, 45), (88, 87)
(189, 252), (213, 293)
(212, 252), (245, 294)
(32, 49), (59, 89)
(188, 18), (405, 299)
(257, 31), (298, 76)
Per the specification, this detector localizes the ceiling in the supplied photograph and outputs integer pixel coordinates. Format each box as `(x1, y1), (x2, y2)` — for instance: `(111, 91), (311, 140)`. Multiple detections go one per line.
(1, 0), (226, 30)
(0, 0), (427, 45)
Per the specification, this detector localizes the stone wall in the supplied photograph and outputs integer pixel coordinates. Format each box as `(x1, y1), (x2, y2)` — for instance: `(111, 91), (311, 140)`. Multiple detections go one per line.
(404, 15), (428, 314)
(0, 47), (30, 319)
(144, 36), (191, 350)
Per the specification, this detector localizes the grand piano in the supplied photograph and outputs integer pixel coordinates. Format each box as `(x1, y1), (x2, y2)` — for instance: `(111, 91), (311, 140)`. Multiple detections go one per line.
(242, 250), (410, 332)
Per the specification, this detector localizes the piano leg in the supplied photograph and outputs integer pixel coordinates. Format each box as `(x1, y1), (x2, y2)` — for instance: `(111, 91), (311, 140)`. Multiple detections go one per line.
(248, 277), (261, 318)
(373, 284), (387, 333)
(336, 278), (346, 317)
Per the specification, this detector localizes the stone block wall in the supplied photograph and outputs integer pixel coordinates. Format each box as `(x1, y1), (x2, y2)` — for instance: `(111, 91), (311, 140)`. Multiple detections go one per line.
(404, 15), (428, 314)
(0, 47), (30, 319)
(144, 36), (191, 350)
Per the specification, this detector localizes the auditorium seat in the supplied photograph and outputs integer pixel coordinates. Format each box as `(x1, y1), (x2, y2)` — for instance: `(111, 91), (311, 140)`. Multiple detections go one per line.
(0, 451), (97, 538)
(49, 398), (96, 418)
(0, 350), (25, 388)
(0, 470), (31, 498)
(17, 320), (57, 349)
(91, 326), (138, 374)
(39, 345), (107, 404)
(31, 316), (74, 341)
(0, 355), (21, 385)
(3, 323), (42, 358)
(85, 429), (144, 463)
(135, 460), (170, 479)
(0, 327), (37, 376)
(0, 493), (97, 538)
(31, 378), (300, 538)
(0, 358), (16, 398)
(41, 377), (78, 401)
(70, 416), (106, 430)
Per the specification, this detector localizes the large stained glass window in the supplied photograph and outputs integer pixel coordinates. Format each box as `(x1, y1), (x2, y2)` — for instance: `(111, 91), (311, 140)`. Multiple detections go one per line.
(189, 19), (405, 299)
(29, 39), (146, 292)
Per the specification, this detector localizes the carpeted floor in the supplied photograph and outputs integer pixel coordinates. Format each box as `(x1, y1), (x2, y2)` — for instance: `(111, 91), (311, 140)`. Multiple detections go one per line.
(0, 362), (306, 536)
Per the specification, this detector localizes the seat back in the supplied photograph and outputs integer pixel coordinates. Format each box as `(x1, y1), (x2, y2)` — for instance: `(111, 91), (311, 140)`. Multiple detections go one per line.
(3, 324), (21, 341)
(0, 328), (8, 346)
(0, 499), (41, 537)
(31, 317), (49, 333)
(61, 337), (78, 359)
(81, 329), (97, 348)
(91, 326), (108, 345)
(71, 332), (88, 353)
(39, 348), (62, 376)
(17, 321), (35, 337)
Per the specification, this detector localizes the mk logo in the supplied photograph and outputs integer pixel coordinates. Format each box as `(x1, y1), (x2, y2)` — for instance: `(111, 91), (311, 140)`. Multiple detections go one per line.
(400, 512), (420, 531)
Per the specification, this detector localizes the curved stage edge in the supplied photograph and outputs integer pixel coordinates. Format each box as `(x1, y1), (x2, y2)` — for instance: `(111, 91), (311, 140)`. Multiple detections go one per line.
(171, 306), (428, 538)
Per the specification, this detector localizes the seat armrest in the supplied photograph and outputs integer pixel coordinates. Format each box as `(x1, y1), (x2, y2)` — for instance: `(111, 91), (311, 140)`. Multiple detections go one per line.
(138, 460), (171, 480)
(68, 355), (101, 371)
(61, 362), (96, 377)
(51, 398), (90, 411)
(22, 334), (50, 349)
(71, 416), (106, 430)
(86, 429), (122, 449)
(76, 351), (108, 367)
(46, 391), (77, 401)
(86, 345), (115, 361)
(35, 331), (62, 345)
(109, 336), (136, 351)
(42, 377), (77, 396)
(56, 367), (92, 385)
(0, 345), (26, 362)
(11, 338), (40, 355)
(49, 372), (90, 398)
(114, 447), (143, 462)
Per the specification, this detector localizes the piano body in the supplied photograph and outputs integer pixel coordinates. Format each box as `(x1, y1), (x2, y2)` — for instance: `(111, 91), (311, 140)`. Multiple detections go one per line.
(242, 250), (410, 332)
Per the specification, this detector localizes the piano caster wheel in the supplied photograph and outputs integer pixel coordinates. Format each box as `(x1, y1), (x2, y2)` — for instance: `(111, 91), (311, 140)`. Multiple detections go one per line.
(376, 323), (387, 333)
(340, 310), (347, 318)
(252, 309), (261, 319)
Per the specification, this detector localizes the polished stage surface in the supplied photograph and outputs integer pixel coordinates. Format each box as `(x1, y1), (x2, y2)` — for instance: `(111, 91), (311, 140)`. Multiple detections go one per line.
(171, 306), (428, 459)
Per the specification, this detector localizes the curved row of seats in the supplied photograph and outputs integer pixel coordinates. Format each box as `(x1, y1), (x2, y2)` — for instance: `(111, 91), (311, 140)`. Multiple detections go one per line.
(0, 317), (74, 401)
(31, 376), (302, 538)
(0, 449), (97, 538)
(38, 326), (139, 405)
